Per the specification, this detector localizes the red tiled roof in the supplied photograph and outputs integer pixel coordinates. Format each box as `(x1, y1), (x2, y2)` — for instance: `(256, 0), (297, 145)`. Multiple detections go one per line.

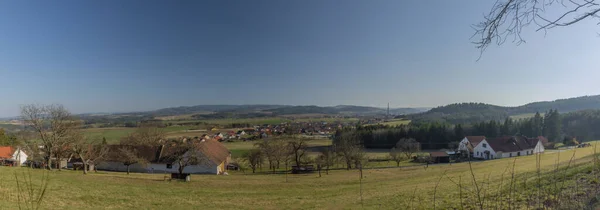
(0, 146), (15, 159)
(465, 136), (486, 147)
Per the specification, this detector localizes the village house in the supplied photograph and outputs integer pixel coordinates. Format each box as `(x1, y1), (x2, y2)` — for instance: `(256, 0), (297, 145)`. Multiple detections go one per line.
(96, 140), (231, 175)
(0, 146), (28, 166)
(459, 136), (545, 160)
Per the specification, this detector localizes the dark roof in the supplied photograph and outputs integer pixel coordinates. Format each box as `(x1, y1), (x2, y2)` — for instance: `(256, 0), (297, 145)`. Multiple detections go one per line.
(104, 140), (230, 166)
(487, 136), (540, 153)
(430, 151), (449, 157)
(104, 145), (163, 162)
(465, 136), (486, 147)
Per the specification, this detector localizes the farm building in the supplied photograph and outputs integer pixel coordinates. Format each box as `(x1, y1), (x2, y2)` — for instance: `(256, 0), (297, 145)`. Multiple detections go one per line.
(96, 140), (231, 175)
(0, 146), (28, 166)
(458, 136), (487, 158)
(429, 151), (450, 163)
(459, 136), (545, 160)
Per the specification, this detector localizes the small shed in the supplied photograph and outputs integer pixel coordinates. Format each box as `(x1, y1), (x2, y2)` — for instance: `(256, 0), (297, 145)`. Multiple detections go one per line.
(430, 151), (450, 163)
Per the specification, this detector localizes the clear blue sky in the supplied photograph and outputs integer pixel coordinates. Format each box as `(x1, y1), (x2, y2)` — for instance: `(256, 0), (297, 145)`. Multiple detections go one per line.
(1, 0), (599, 117)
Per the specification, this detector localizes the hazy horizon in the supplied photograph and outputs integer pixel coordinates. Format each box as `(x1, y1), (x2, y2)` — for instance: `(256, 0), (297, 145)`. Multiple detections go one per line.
(2, 0), (599, 117)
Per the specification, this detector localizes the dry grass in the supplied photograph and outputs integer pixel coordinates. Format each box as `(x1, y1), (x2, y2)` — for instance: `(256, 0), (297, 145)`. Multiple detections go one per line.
(1, 143), (598, 209)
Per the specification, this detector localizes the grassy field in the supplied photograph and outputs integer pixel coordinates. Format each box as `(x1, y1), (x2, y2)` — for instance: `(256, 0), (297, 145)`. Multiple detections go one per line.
(164, 118), (290, 126)
(83, 126), (200, 144)
(1, 143), (599, 209)
(379, 119), (411, 126)
(510, 112), (545, 120)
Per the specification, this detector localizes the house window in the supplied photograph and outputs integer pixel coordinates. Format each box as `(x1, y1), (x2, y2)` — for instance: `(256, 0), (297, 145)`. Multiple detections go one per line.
(166, 164), (173, 169)
(491, 155), (494, 159)
(477, 151), (479, 156)
(483, 143), (487, 148)
(509, 153), (512, 157)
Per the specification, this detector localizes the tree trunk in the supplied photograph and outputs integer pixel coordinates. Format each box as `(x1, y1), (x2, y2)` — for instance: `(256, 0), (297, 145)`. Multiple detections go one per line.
(126, 165), (130, 175)
(83, 161), (88, 175)
(55, 153), (62, 171)
(396, 161), (400, 167)
(46, 154), (53, 170)
(318, 164), (322, 177)
(326, 165), (329, 175)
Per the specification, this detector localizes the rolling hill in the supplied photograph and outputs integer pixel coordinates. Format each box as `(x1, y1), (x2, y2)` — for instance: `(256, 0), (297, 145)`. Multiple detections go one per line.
(409, 95), (600, 124)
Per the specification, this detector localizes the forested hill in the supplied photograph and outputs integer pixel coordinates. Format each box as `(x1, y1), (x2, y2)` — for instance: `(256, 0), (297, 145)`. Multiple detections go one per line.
(120, 104), (429, 117)
(410, 95), (600, 124)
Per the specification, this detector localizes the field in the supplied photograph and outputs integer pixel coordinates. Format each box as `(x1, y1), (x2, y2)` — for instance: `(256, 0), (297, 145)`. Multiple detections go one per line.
(1, 144), (599, 209)
(224, 138), (334, 158)
(164, 118), (289, 126)
(510, 113), (545, 120)
(379, 119), (411, 126)
(83, 126), (201, 144)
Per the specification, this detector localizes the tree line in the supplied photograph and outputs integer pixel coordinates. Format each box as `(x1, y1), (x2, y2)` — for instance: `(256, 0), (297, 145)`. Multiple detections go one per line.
(334, 109), (586, 150)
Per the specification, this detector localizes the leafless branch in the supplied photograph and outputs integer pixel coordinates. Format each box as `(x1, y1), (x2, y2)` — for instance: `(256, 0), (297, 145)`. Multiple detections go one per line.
(473, 0), (600, 57)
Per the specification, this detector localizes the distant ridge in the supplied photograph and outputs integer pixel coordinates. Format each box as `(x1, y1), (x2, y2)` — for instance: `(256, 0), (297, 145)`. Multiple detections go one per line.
(410, 95), (600, 124)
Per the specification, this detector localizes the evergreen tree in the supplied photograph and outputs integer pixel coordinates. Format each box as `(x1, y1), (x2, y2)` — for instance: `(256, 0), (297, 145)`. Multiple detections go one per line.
(454, 124), (465, 139)
(532, 112), (544, 136)
(543, 109), (562, 142)
(501, 117), (513, 136)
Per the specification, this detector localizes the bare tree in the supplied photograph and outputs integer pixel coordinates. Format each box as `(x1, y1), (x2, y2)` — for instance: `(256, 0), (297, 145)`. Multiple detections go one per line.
(163, 143), (208, 176)
(71, 132), (109, 174)
(21, 104), (79, 170)
(473, 0), (600, 54)
(389, 147), (406, 167)
(287, 137), (308, 167)
(255, 139), (278, 173)
(120, 125), (165, 146)
(334, 133), (363, 170)
(118, 147), (148, 175)
(243, 149), (263, 173)
(395, 138), (421, 160)
(318, 147), (337, 175)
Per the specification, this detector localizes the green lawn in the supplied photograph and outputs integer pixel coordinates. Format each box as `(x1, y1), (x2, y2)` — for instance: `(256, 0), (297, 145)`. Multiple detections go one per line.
(1, 143), (598, 209)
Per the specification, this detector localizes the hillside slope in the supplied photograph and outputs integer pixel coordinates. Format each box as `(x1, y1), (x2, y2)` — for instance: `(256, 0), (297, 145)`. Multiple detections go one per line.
(410, 95), (600, 124)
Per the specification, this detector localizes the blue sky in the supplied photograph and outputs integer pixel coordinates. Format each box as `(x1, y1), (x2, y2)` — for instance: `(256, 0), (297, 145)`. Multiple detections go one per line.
(1, 0), (599, 117)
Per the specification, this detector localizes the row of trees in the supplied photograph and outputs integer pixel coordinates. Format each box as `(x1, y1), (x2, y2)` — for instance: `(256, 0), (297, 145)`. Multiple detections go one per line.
(17, 104), (204, 176)
(334, 123), (457, 150)
(20, 104), (109, 173)
(468, 110), (562, 142)
(243, 134), (366, 174)
(335, 109), (567, 150)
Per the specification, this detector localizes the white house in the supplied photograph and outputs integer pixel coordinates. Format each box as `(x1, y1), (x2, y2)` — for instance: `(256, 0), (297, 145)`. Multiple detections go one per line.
(459, 136), (545, 160)
(458, 136), (487, 157)
(0, 146), (28, 166)
(96, 140), (231, 175)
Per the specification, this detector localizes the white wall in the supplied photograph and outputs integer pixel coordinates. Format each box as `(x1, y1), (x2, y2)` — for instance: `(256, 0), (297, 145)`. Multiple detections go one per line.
(96, 161), (219, 174)
(533, 141), (545, 154)
(472, 139), (497, 159)
(12, 149), (28, 165)
(458, 137), (470, 152)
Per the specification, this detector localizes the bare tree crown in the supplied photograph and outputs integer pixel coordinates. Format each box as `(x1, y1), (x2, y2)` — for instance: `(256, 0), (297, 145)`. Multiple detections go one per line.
(473, 0), (600, 53)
